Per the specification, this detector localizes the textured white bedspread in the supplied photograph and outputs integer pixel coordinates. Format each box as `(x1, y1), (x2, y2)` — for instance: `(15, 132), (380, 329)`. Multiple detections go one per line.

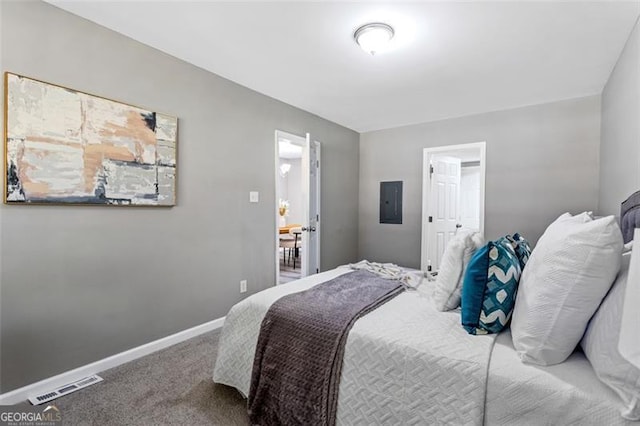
(213, 268), (497, 425)
(486, 330), (634, 426)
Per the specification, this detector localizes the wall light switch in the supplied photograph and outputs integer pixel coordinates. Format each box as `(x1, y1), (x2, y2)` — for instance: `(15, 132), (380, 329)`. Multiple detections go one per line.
(249, 191), (259, 203)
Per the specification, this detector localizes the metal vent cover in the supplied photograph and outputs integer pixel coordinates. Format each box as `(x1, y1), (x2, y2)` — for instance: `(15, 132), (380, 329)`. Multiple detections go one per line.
(28, 375), (103, 405)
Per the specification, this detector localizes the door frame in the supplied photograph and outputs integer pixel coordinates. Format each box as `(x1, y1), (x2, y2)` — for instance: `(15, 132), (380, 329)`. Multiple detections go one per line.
(274, 130), (321, 284)
(420, 141), (486, 271)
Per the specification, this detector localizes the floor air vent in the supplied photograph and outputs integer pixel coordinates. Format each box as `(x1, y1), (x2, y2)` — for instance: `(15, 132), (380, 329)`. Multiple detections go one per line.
(28, 375), (103, 405)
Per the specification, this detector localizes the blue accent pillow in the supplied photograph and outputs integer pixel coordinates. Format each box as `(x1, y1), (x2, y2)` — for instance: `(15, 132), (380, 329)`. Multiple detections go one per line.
(461, 238), (522, 335)
(511, 233), (532, 270)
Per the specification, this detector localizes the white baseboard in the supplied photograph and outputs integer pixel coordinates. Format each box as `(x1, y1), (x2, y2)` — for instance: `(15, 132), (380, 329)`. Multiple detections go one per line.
(0, 316), (225, 405)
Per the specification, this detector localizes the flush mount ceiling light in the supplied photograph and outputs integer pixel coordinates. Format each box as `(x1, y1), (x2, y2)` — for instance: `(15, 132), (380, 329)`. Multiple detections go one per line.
(354, 22), (395, 55)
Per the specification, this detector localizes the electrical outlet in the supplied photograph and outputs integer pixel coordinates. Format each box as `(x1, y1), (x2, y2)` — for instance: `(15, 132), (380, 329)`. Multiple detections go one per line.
(240, 280), (247, 293)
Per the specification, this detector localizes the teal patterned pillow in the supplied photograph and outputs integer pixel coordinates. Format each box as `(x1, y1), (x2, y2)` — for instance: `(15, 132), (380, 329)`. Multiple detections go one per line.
(461, 238), (522, 335)
(511, 233), (532, 270)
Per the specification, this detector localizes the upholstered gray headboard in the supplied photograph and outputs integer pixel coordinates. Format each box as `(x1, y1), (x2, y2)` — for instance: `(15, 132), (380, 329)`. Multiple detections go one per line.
(621, 190), (640, 243)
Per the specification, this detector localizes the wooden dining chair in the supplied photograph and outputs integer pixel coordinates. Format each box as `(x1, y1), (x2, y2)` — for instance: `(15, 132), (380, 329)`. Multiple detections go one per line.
(279, 237), (296, 266)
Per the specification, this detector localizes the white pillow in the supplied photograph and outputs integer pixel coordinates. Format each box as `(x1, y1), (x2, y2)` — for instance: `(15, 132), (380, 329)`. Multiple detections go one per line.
(581, 252), (640, 420)
(432, 232), (484, 311)
(510, 213), (623, 365)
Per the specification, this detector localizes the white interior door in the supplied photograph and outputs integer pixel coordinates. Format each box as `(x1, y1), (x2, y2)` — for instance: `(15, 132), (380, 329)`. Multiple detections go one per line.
(427, 155), (461, 271)
(301, 134), (320, 276)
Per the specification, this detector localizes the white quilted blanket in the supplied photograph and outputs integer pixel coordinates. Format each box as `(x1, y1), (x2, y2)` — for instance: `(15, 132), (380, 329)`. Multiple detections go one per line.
(486, 331), (635, 426)
(213, 268), (497, 425)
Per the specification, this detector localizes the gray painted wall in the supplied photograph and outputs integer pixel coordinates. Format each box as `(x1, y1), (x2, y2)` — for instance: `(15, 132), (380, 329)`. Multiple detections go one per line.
(0, 0), (359, 392)
(599, 17), (640, 216)
(359, 96), (601, 269)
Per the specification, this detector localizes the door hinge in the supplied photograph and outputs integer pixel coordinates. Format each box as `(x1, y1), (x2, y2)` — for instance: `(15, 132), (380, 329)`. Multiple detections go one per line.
(429, 165), (434, 175)
(316, 268), (319, 274)
(316, 160), (319, 168)
(428, 216), (433, 223)
(316, 214), (319, 221)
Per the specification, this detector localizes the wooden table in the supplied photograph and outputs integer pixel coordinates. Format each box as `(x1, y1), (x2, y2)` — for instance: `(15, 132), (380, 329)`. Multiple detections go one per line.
(279, 224), (302, 234)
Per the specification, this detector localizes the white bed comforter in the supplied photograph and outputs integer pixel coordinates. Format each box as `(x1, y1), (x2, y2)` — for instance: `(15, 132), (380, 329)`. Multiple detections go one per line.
(213, 268), (496, 425)
(486, 331), (635, 426)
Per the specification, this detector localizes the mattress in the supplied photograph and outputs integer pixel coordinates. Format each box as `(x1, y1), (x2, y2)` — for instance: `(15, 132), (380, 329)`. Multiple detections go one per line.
(486, 330), (635, 426)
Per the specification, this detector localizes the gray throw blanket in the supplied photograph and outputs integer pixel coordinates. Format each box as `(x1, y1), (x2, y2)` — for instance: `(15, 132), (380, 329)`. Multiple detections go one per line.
(247, 270), (405, 426)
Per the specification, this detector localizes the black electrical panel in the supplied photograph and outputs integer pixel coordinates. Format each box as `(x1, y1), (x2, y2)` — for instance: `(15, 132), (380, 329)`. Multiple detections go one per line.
(380, 181), (402, 224)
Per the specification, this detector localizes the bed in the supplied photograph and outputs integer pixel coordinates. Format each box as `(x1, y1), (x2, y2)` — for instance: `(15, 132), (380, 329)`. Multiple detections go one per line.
(213, 205), (637, 425)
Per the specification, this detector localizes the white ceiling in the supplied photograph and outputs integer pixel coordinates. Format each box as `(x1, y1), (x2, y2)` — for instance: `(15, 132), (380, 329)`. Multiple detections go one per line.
(48, 1), (640, 133)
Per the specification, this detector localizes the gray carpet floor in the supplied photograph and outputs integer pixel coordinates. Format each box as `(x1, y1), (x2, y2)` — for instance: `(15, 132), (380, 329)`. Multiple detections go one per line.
(279, 249), (302, 284)
(20, 330), (249, 425)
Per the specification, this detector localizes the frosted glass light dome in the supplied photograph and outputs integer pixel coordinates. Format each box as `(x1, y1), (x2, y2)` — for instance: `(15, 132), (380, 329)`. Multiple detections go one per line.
(354, 23), (395, 55)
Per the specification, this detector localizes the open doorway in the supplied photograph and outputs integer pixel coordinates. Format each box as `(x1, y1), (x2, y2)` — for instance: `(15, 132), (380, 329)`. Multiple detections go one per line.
(275, 130), (321, 285)
(276, 132), (304, 284)
(420, 142), (486, 272)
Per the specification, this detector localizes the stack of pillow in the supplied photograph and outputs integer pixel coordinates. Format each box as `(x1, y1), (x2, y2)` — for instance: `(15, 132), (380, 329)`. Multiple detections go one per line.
(509, 212), (637, 421)
(430, 230), (532, 335)
(432, 212), (637, 420)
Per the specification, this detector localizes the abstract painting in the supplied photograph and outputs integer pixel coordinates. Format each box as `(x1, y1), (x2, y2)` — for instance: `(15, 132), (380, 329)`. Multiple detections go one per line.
(4, 72), (177, 206)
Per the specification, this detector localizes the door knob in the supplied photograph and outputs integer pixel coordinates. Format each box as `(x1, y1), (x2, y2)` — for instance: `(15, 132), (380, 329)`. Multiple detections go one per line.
(455, 223), (463, 228)
(302, 227), (316, 232)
